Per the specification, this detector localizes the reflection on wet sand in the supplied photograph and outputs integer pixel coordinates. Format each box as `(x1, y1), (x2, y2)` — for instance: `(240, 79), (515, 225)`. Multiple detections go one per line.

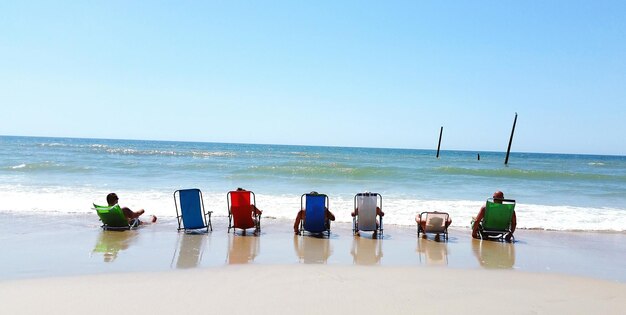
(351, 236), (383, 265)
(92, 230), (139, 262)
(416, 237), (448, 266)
(171, 233), (208, 269)
(227, 234), (260, 264)
(293, 235), (332, 264)
(472, 239), (516, 269)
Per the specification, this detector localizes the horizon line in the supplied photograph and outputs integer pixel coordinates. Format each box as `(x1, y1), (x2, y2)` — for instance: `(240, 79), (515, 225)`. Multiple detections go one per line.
(1, 134), (624, 158)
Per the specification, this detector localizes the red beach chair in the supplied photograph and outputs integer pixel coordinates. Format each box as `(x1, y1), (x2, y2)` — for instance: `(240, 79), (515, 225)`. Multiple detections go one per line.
(227, 189), (261, 233)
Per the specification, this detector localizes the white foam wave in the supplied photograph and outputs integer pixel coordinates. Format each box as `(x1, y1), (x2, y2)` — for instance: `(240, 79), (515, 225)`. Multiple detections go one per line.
(11, 164), (26, 169)
(191, 151), (236, 157)
(1, 187), (624, 232)
(40, 143), (66, 147)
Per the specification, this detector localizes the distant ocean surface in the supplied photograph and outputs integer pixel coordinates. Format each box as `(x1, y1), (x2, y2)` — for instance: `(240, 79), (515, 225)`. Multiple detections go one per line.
(1, 136), (625, 232)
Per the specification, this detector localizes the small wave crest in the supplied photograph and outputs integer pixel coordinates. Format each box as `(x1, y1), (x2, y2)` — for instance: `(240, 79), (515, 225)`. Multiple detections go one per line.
(437, 166), (621, 181)
(5, 162), (91, 173)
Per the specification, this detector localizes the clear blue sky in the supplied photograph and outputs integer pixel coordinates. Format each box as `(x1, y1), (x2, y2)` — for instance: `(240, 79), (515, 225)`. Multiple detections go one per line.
(2, 1), (625, 155)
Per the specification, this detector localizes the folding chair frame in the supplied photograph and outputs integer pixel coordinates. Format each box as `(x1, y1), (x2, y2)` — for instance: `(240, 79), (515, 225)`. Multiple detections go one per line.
(416, 211), (450, 241)
(299, 193), (331, 237)
(477, 198), (516, 242)
(227, 190), (261, 234)
(174, 188), (213, 233)
(352, 192), (383, 238)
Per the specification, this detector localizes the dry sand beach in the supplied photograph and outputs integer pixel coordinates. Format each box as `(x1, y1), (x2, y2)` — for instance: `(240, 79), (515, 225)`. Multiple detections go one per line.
(1, 212), (625, 314)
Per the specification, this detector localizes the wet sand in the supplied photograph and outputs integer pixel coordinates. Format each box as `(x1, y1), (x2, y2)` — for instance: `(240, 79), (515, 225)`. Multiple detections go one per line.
(1, 212), (626, 313)
(1, 211), (625, 282)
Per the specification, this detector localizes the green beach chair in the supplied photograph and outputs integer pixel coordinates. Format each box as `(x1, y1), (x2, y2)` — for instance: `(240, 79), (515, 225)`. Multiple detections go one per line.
(93, 204), (138, 231)
(477, 198), (516, 241)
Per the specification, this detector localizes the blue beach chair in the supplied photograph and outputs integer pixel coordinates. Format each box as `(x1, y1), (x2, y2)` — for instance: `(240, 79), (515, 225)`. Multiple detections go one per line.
(299, 192), (331, 237)
(174, 188), (213, 233)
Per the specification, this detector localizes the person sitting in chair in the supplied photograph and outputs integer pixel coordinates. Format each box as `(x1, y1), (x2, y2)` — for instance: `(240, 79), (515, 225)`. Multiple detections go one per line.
(472, 191), (516, 242)
(351, 198), (384, 238)
(234, 187), (263, 217)
(107, 193), (156, 224)
(293, 191), (335, 234)
(415, 212), (451, 240)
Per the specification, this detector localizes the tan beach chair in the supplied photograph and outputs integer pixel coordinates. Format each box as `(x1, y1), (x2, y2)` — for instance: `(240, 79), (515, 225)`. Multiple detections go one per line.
(416, 211), (450, 240)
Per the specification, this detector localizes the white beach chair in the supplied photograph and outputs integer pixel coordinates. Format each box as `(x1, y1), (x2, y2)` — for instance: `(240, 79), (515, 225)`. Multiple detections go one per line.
(352, 192), (383, 237)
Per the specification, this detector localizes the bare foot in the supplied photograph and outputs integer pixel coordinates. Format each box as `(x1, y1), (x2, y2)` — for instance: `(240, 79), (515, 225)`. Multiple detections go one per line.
(151, 215), (157, 223)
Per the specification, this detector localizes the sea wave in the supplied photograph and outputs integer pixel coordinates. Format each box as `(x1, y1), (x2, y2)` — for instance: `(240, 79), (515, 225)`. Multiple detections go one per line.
(245, 164), (400, 179)
(5, 162), (92, 173)
(37, 140), (237, 158)
(436, 166), (624, 181)
(1, 188), (624, 232)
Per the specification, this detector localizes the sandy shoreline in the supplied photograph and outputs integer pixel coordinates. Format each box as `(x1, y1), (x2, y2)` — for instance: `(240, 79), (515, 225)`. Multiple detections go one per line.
(2, 265), (625, 314)
(1, 211), (626, 313)
(2, 211), (626, 282)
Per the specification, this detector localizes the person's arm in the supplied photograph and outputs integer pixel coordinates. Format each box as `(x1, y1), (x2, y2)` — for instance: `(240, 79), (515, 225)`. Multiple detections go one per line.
(294, 210), (302, 233)
(510, 211), (516, 233)
(326, 209), (335, 221)
(253, 205), (262, 216)
(472, 207), (485, 238)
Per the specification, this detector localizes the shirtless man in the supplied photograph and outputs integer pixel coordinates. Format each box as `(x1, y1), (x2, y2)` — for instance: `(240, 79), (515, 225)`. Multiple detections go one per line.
(472, 191), (516, 242)
(107, 193), (156, 224)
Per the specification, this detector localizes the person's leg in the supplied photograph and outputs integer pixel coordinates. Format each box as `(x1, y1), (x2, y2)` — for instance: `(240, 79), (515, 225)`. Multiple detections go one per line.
(293, 210), (304, 233)
(505, 211), (517, 242)
(415, 215), (424, 229)
(415, 215), (427, 238)
(472, 208), (485, 239)
(326, 210), (335, 221)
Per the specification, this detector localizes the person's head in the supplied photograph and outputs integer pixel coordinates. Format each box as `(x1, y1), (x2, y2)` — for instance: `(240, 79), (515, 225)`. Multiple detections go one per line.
(310, 191), (318, 195)
(493, 191), (504, 203)
(236, 187), (245, 191)
(106, 193), (119, 206)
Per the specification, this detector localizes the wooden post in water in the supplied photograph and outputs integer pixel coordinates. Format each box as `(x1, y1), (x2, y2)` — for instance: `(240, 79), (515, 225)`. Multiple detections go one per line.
(504, 113), (518, 165)
(436, 126), (443, 158)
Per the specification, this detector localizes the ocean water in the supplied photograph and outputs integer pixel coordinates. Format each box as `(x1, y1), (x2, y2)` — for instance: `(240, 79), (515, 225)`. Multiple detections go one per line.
(1, 136), (625, 232)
